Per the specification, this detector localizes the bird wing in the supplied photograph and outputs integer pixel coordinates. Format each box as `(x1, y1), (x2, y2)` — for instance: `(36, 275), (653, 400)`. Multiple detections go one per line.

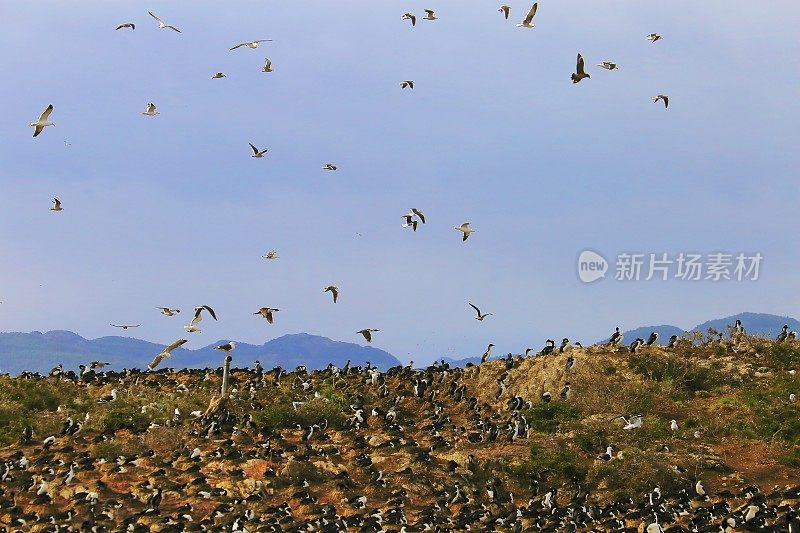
(663, 96), (669, 108)
(230, 43), (246, 50)
(249, 143), (259, 155)
(147, 103), (157, 113)
(39, 104), (54, 122)
(254, 39), (272, 43)
(164, 339), (188, 353)
(576, 54), (586, 75)
(148, 11), (163, 23)
(166, 25), (181, 33)
(412, 209), (425, 223)
(203, 305), (217, 320)
(501, 6), (510, 19)
(425, 9), (434, 15)
(523, 3), (537, 23)
(53, 198), (61, 208)
(468, 303), (482, 317)
(410, 15), (416, 25)
(110, 324), (123, 328)
(332, 288), (338, 302)
(264, 58), (272, 69)
(33, 125), (44, 137)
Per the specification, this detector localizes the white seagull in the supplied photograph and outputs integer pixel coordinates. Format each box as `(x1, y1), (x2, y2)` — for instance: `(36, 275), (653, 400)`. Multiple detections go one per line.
(230, 39), (272, 50)
(214, 341), (236, 354)
(469, 303), (492, 321)
(50, 198), (63, 211)
(148, 12), (181, 32)
(516, 3), (538, 28)
(611, 414), (643, 430)
(184, 305), (217, 333)
(454, 222), (474, 241)
(400, 80), (414, 89)
(142, 103), (159, 116)
(263, 249), (279, 260)
(148, 339), (188, 371)
(157, 307), (180, 316)
(249, 143), (268, 158)
(262, 58), (274, 73)
(31, 104), (55, 137)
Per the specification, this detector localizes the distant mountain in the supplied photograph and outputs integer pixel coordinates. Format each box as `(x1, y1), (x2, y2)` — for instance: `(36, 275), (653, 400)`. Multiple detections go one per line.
(0, 331), (401, 375)
(442, 355), (481, 367)
(602, 312), (800, 346)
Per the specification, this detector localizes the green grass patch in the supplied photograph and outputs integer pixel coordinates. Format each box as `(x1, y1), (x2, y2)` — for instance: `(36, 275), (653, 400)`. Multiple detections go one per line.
(523, 402), (581, 433)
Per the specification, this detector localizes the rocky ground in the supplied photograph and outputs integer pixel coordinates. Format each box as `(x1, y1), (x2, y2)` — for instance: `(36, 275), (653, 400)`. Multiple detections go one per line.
(0, 332), (799, 531)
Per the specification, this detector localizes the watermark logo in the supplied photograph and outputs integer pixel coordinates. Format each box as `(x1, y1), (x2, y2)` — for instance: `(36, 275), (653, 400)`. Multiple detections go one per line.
(577, 250), (608, 283)
(578, 251), (763, 283)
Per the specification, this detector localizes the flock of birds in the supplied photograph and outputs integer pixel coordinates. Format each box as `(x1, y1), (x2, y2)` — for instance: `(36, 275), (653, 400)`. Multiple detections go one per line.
(2, 319), (800, 532)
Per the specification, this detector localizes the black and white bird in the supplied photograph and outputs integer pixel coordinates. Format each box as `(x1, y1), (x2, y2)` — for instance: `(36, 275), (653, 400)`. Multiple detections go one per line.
(653, 95), (669, 108)
(597, 61), (618, 70)
(254, 307), (279, 324)
(400, 80), (414, 89)
(469, 303), (492, 321)
(667, 335), (678, 349)
(324, 286), (339, 303)
(115, 22), (135, 30)
(358, 329), (379, 343)
(571, 53), (590, 83)
(481, 343), (495, 363)
(498, 5), (511, 19)
(249, 143), (268, 158)
(211, 72), (226, 79)
(148, 339), (188, 371)
(31, 104), (55, 137)
(402, 213), (418, 231)
(98, 389), (118, 403)
(401, 13), (416, 26)
(50, 198), (63, 211)
(778, 325), (790, 342)
(454, 222), (475, 241)
(609, 326), (623, 347)
(559, 383), (571, 400)
(629, 338), (645, 353)
(230, 39), (271, 50)
(516, 3), (537, 28)
(262, 58), (274, 72)
(185, 305), (217, 333)
(611, 414), (642, 430)
(323, 163), (337, 171)
(142, 103), (160, 116)
(646, 332), (659, 346)
(263, 249), (279, 260)
(596, 445), (614, 462)
(111, 324), (140, 330)
(646, 33), (662, 42)
(214, 341), (236, 354)
(423, 9), (437, 20)
(148, 12), (181, 32)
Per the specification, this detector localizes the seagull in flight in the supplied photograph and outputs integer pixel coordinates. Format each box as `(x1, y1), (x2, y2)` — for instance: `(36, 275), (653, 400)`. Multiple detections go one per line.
(358, 329), (379, 343)
(262, 58), (273, 73)
(31, 104), (54, 138)
(115, 23), (135, 30)
(469, 303), (492, 321)
(454, 223), (474, 241)
(263, 249), (279, 260)
(50, 198), (63, 212)
(249, 143), (268, 158)
(498, 5), (511, 19)
(400, 80), (414, 89)
(402, 214), (418, 231)
(211, 72), (226, 79)
(571, 53), (590, 83)
(423, 9), (438, 21)
(653, 95), (669, 108)
(230, 39), (272, 50)
(516, 3), (538, 28)
(323, 163), (337, 171)
(148, 339), (188, 371)
(142, 103), (159, 116)
(111, 324), (141, 330)
(184, 305), (217, 333)
(148, 12), (181, 32)
(157, 307), (180, 316)
(611, 414), (643, 430)
(402, 13), (416, 26)
(324, 286), (339, 303)
(646, 33), (662, 43)
(597, 61), (618, 70)
(254, 307), (279, 324)
(410, 208), (425, 224)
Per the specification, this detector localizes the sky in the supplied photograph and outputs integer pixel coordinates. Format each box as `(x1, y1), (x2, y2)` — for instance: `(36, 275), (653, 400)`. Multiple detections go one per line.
(1, 1), (799, 365)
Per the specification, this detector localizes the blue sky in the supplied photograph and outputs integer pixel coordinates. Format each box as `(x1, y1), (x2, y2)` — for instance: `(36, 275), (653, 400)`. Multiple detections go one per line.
(1, 1), (799, 364)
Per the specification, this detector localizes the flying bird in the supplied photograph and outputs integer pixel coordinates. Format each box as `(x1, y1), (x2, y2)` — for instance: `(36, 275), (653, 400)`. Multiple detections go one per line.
(211, 72), (226, 79)
(402, 13), (416, 26)
(50, 198), (63, 212)
(323, 163), (337, 171)
(148, 12), (181, 32)
(184, 305), (217, 333)
(597, 61), (618, 70)
(263, 249), (279, 260)
(358, 329), (379, 343)
(254, 307), (279, 324)
(31, 104), (54, 137)
(410, 208), (425, 223)
(111, 324), (140, 330)
(646, 33), (662, 43)
(324, 286), (339, 303)
(653, 95), (669, 108)
(148, 339), (188, 371)
(157, 307), (180, 316)
(230, 39), (272, 50)
(454, 223), (474, 241)
(498, 5), (511, 19)
(402, 214), (418, 231)
(469, 303), (492, 321)
(262, 58), (273, 73)
(571, 53), (590, 83)
(517, 3), (538, 28)
(142, 103), (159, 116)
(115, 23), (135, 30)
(249, 143), (268, 158)
(400, 80), (414, 89)
(423, 9), (437, 20)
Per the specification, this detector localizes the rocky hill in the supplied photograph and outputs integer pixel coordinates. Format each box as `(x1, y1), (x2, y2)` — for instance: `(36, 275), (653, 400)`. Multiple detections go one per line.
(0, 333), (799, 531)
